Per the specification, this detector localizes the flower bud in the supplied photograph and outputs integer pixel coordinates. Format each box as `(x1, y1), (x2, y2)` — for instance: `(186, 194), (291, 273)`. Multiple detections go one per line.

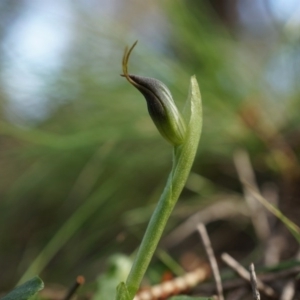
(122, 41), (186, 146)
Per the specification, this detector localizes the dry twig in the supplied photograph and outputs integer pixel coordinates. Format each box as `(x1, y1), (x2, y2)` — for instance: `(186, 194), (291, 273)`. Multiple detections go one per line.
(249, 263), (260, 300)
(260, 265), (300, 282)
(279, 249), (300, 300)
(264, 235), (286, 266)
(221, 253), (277, 298)
(197, 223), (224, 300)
(196, 264), (300, 294)
(280, 280), (295, 300)
(261, 182), (284, 266)
(233, 149), (270, 241)
(163, 198), (249, 248)
(133, 267), (209, 300)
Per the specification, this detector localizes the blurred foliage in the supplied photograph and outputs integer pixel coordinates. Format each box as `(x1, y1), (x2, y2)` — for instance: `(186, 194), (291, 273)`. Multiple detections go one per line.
(0, 0), (300, 295)
(0, 276), (44, 300)
(93, 254), (132, 300)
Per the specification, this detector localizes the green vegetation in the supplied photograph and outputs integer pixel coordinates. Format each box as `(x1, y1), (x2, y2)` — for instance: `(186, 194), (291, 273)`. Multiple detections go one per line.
(117, 41), (202, 299)
(1, 277), (44, 300)
(0, 0), (300, 299)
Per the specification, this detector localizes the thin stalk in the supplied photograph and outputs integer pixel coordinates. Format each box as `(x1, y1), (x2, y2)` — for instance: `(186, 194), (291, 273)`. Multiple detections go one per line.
(119, 76), (202, 299)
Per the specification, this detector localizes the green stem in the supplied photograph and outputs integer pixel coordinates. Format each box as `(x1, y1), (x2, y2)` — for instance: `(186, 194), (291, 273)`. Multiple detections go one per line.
(122, 76), (202, 299)
(125, 149), (182, 298)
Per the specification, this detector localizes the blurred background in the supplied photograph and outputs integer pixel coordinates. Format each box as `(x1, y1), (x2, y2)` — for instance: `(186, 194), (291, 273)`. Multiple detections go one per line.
(1, 0), (300, 296)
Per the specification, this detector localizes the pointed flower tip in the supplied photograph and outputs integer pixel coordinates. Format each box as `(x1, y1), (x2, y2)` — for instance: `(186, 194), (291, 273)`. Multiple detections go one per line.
(122, 42), (186, 146)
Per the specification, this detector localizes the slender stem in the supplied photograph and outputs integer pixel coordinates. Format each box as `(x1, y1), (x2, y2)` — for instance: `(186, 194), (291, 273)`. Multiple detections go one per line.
(124, 76), (202, 299)
(126, 150), (178, 297)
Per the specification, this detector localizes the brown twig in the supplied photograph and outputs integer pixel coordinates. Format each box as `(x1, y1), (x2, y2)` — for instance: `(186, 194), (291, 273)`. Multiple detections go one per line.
(197, 223), (224, 300)
(264, 234), (286, 266)
(261, 182), (284, 266)
(249, 263), (260, 300)
(63, 276), (85, 300)
(280, 280), (295, 300)
(233, 149), (270, 241)
(133, 267), (209, 300)
(163, 198), (249, 248)
(260, 265), (300, 282)
(279, 249), (299, 300)
(221, 253), (277, 298)
(194, 265), (300, 294)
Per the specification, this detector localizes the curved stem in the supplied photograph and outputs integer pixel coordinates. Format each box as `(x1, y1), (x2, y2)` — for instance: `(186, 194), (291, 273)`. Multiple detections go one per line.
(125, 151), (176, 298)
(121, 76), (202, 299)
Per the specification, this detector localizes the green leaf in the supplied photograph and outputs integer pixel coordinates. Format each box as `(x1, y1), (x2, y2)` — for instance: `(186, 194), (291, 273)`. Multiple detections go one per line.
(1, 276), (44, 300)
(115, 282), (130, 300)
(168, 296), (214, 300)
(93, 254), (132, 300)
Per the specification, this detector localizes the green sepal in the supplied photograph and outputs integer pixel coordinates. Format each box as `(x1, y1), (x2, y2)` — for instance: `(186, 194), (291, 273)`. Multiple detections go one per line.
(122, 41), (186, 146)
